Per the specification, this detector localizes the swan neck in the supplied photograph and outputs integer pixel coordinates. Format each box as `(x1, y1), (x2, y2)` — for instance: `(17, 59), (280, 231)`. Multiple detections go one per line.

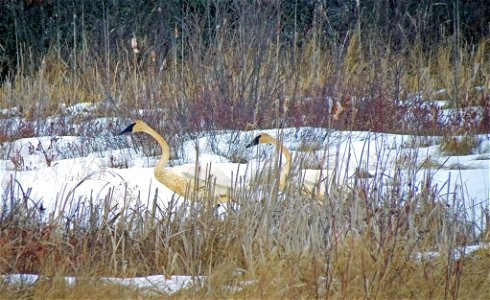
(144, 126), (170, 168)
(272, 139), (291, 188)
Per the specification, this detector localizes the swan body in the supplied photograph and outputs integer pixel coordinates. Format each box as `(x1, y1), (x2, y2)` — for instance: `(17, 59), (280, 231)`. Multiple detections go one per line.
(120, 120), (238, 203)
(299, 169), (328, 197)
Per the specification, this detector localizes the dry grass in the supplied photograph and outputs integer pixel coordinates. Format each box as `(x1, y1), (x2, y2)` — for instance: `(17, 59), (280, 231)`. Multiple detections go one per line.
(1, 27), (489, 135)
(0, 3), (489, 298)
(440, 135), (479, 156)
(0, 141), (488, 299)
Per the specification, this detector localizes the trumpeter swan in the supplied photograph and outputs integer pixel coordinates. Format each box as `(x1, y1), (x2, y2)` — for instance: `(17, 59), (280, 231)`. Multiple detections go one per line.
(120, 120), (238, 203)
(245, 132), (291, 190)
(246, 132), (329, 197)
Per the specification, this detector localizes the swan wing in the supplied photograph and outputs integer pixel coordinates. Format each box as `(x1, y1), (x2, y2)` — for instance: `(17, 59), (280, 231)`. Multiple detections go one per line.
(300, 169), (330, 195)
(206, 163), (249, 186)
(168, 163), (248, 188)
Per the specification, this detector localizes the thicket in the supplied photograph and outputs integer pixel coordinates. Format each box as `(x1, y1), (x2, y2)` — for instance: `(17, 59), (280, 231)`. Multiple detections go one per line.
(1, 1), (490, 298)
(0, 1), (489, 136)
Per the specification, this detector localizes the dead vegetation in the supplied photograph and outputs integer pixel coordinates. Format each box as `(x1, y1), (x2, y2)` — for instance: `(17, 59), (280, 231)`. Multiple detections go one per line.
(0, 0), (489, 298)
(0, 142), (488, 298)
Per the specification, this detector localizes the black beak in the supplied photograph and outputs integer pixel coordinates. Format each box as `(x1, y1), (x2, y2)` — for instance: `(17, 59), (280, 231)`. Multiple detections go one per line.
(245, 135), (261, 148)
(119, 123), (136, 135)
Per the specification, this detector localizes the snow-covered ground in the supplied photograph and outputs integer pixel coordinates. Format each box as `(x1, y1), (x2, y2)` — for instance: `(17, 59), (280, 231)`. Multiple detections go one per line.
(0, 273), (203, 295)
(1, 124), (488, 215)
(0, 103), (489, 294)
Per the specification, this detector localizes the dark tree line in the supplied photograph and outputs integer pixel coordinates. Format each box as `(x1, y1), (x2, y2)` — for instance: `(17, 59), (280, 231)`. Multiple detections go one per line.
(1, 0), (489, 80)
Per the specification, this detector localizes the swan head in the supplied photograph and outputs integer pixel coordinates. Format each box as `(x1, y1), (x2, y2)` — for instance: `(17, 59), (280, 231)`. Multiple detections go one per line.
(246, 133), (275, 148)
(119, 120), (148, 135)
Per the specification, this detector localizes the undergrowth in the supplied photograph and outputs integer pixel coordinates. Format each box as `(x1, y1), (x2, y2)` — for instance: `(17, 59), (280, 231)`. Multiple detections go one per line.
(0, 10), (489, 137)
(0, 1), (489, 298)
(0, 140), (488, 298)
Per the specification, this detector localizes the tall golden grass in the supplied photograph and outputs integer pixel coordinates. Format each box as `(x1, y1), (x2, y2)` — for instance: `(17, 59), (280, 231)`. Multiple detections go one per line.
(1, 31), (488, 126)
(1, 141), (488, 298)
(0, 7), (489, 298)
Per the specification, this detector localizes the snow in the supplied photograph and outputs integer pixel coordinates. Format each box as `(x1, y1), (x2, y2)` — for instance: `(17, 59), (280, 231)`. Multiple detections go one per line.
(0, 273), (202, 295)
(415, 243), (490, 261)
(0, 105), (489, 294)
(1, 123), (489, 214)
